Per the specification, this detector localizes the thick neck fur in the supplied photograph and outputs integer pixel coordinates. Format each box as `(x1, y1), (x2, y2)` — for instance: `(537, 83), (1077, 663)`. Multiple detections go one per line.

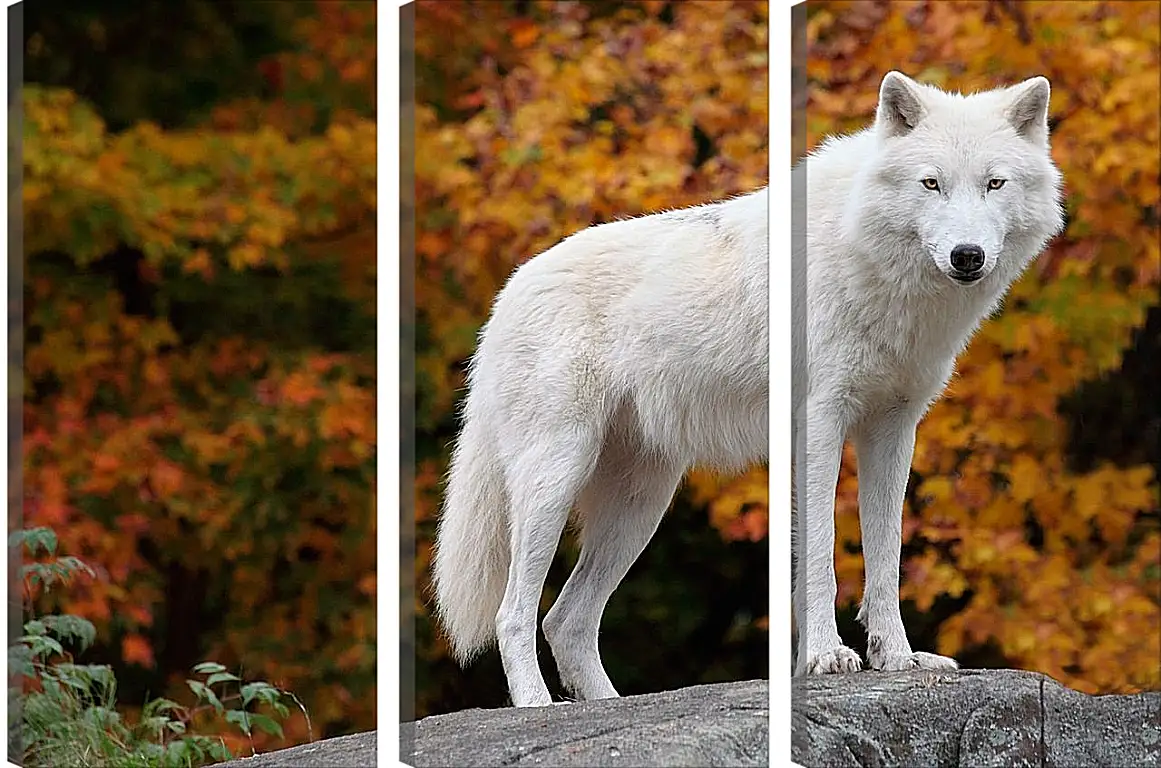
(800, 111), (1061, 423)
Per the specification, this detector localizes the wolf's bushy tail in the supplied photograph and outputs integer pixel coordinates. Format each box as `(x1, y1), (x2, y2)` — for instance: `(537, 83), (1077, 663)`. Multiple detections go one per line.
(432, 406), (510, 664)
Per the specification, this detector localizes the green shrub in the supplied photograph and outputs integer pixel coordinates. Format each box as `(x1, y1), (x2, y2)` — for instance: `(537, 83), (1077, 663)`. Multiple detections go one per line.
(10, 527), (308, 767)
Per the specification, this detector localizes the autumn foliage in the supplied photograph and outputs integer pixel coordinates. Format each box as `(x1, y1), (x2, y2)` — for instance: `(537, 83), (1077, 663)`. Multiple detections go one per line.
(413, 0), (770, 714)
(21, 0), (375, 751)
(808, 0), (1160, 693)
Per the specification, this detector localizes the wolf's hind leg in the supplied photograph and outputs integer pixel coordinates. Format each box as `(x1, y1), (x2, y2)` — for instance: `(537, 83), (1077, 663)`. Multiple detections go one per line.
(543, 439), (682, 701)
(497, 425), (603, 707)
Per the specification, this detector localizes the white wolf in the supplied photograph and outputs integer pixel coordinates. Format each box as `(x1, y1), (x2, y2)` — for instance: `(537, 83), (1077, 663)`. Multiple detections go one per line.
(432, 187), (769, 707)
(791, 72), (1064, 675)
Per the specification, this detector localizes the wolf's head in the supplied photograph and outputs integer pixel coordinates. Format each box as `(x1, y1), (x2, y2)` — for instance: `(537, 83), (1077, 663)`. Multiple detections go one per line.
(860, 71), (1065, 288)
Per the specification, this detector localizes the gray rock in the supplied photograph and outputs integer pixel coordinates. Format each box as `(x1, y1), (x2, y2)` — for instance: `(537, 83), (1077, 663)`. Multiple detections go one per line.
(217, 731), (376, 768)
(212, 670), (1159, 768)
(792, 668), (1161, 767)
(402, 679), (768, 767)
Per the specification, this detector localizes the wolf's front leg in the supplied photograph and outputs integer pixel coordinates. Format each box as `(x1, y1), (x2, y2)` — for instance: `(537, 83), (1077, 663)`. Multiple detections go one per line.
(793, 406), (861, 675)
(852, 407), (958, 672)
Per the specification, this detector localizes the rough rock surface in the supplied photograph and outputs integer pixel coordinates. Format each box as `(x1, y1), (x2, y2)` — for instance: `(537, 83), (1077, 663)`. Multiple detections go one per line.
(217, 731), (376, 768)
(792, 668), (1161, 767)
(213, 670), (1159, 768)
(403, 679), (768, 767)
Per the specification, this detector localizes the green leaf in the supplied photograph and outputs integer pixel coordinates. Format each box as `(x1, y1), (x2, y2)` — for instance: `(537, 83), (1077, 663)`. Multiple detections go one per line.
(224, 708), (253, 735)
(40, 614), (97, 652)
(248, 712), (285, 739)
(8, 645), (35, 678)
(165, 741), (193, 765)
(55, 556), (97, 580)
(143, 696), (184, 717)
(10, 527), (58, 555)
(192, 661), (227, 675)
(24, 634), (64, 659)
(21, 562), (72, 590)
(55, 662), (116, 694)
(81, 705), (122, 729)
(206, 671), (241, 687)
(186, 679), (225, 713)
(208, 740), (233, 762)
(240, 681), (278, 706)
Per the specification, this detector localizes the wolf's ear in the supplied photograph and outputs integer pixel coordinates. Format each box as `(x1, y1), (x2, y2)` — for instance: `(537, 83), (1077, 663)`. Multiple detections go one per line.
(876, 71), (927, 138)
(1006, 77), (1051, 144)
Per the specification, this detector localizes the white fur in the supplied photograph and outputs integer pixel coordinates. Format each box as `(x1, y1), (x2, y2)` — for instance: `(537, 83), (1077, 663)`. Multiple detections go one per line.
(432, 188), (769, 707)
(791, 72), (1064, 674)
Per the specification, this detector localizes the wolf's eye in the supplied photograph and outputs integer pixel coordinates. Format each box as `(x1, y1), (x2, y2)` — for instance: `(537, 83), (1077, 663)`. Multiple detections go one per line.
(921, 177), (940, 191)
(987, 178), (1007, 190)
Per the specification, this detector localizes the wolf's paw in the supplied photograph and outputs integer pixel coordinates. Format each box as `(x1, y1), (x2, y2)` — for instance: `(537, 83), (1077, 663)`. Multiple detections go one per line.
(510, 689), (555, 708)
(803, 645), (863, 674)
(870, 649), (959, 672)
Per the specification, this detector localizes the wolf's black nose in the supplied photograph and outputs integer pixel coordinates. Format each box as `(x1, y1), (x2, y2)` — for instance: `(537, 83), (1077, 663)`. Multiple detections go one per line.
(950, 244), (985, 274)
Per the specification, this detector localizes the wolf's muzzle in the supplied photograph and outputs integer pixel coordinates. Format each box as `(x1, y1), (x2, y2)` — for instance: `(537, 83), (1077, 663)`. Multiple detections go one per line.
(949, 243), (985, 283)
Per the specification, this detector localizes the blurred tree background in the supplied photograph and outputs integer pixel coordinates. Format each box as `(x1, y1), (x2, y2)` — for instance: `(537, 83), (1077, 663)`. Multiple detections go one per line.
(807, 0), (1160, 694)
(412, 0), (770, 716)
(20, 0), (376, 753)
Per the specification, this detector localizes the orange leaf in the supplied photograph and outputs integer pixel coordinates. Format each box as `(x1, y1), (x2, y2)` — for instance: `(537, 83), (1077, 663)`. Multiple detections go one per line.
(122, 633), (154, 667)
(510, 20), (540, 49)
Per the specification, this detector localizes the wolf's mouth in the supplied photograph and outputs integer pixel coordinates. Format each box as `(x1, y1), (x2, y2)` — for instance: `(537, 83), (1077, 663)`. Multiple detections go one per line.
(949, 271), (984, 285)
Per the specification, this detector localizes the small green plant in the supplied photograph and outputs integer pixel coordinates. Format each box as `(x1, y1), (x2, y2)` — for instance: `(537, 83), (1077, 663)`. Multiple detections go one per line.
(9, 526), (309, 767)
